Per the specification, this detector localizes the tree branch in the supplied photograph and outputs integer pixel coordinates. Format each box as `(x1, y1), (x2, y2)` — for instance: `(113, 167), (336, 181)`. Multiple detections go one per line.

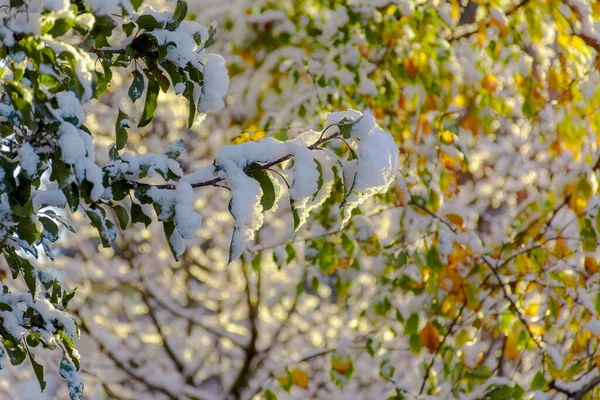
(153, 131), (342, 190)
(226, 259), (259, 398)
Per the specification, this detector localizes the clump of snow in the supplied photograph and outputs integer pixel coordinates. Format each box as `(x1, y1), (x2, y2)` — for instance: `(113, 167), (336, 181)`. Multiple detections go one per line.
(18, 143), (39, 178)
(199, 54), (230, 113)
(58, 124), (86, 164)
(54, 91), (85, 125)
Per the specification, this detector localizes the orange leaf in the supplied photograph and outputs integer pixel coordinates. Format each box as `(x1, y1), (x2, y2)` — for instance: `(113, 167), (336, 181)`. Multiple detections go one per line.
(585, 256), (599, 274)
(419, 322), (440, 353)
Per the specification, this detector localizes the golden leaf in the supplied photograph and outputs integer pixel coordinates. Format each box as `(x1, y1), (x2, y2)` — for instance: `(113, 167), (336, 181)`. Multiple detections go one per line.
(438, 265), (463, 294)
(445, 213), (464, 228)
(504, 332), (520, 361)
(291, 368), (309, 390)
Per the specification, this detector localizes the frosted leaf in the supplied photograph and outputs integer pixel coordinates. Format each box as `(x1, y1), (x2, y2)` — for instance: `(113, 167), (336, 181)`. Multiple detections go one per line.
(59, 355), (84, 400)
(0, 347), (6, 370)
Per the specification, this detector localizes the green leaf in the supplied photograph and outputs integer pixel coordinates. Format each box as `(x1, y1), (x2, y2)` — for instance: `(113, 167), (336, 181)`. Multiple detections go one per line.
(138, 73), (159, 127)
(3, 340), (26, 366)
(531, 371), (547, 391)
(5, 250), (37, 299)
(131, 203), (152, 228)
(166, 0), (188, 30)
(203, 24), (217, 49)
(86, 208), (116, 248)
(59, 331), (80, 370)
(337, 117), (355, 139)
(48, 16), (74, 37)
(26, 333), (41, 348)
(62, 183), (79, 213)
(16, 218), (40, 245)
(130, 0), (142, 10)
(115, 109), (129, 150)
(26, 346), (46, 391)
(285, 243), (296, 264)
(21, 256), (37, 299)
(426, 245), (442, 271)
(122, 21), (136, 37)
(251, 254), (261, 272)
(111, 204), (129, 230)
(319, 242), (336, 273)
(409, 334), (422, 353)
(62, 287), (77, 309)
(249, 166), (276, 212)
(128, 70), (144, 104)
(395, 251), (407, 269)
(404, 313), (419, 336)
(163, 222), (179, 261)
(136, 15), (164, 31)
(264, 388), (278, 400)
(341, 233), (355, 257)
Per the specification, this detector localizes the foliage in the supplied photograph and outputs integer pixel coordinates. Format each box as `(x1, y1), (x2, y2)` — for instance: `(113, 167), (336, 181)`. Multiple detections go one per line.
(2, 0), (600, 399)
(0, 0), (397, 397)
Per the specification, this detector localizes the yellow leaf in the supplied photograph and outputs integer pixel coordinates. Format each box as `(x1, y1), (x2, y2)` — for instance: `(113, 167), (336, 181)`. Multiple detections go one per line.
(445, 213), (464, 228)
(440, 130), (454, 144)
(525, 302), (539, 318)
(514, 253), (532, 274)
(529, 323), (546, 336)
(419, 322), (440, 353)
(504, 332), (520, 361)
(291, 368), (309, 390)
(451, 0), (460, 20)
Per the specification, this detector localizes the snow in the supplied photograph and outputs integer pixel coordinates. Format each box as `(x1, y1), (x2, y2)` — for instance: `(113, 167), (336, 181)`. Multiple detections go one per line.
(212, 110), (398, 260)
(44, 0), (69, 12)
(326, 110), (399, 224)
(587, 318), (600, 335)
(58, 123), (86, 164)
(221, 159), (264, 261)
(150, 21), (209, 69)
(54, 91), (85, 125)
(545, 346), (562, 369)
(182, 166), (216, 185)
(174, 181), (202, 239)
(83, 0), (130, 16)
(74, 158), (105, 202)
(175, 82), (186, 95)
(199, 54), (230, 113)
(32, 188), (67, 211)
(18, 143), (39, 178)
